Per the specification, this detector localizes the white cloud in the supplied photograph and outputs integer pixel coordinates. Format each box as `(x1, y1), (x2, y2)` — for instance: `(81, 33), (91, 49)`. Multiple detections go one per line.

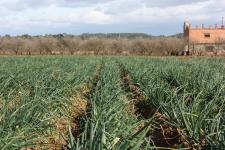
(0, 0), (224, 35)
(121, 0), (213, 23)
(82, 10), (116, 24)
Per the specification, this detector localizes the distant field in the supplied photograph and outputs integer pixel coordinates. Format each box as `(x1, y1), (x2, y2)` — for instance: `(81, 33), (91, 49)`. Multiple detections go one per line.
(0, 56), (224, 149)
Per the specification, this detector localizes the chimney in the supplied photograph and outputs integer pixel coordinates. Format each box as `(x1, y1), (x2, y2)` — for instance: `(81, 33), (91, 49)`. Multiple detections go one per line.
(202, 24), (204, 28)
(222, 16), (224, 29)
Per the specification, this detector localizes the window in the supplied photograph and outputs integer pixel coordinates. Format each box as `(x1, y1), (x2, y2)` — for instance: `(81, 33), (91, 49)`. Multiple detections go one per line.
(204, 33), (210, 38)
(205, 45), (215, 51)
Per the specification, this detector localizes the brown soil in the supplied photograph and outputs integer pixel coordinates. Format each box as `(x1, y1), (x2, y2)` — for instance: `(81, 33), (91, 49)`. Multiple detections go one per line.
(122, 72), (156, 118)
(71, 63), (103, 138)
(71, 64), (102, 137)
(119, 63), (191, 149)
(150, 113), (190, 148)
(27, 87), (90, 150)
(70, 95), (89, 137)
(27, 64), (102, 150)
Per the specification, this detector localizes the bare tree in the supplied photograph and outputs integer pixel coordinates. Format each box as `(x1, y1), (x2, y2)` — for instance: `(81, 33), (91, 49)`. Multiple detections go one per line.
(39, 37), (58, 54)
(0, 35), (186, 56)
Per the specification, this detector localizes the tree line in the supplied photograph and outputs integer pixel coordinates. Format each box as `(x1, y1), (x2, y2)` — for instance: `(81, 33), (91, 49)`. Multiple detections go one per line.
(0, 34), (185, 55)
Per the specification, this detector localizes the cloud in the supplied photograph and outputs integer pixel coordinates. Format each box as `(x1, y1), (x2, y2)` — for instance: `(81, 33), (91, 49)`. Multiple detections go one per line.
(0, 0), (116, 11)
(102, 0), (215, 23)
(0, 0), (210, 12)
(82, 10), (116, 24)
(0, 0), (224, 35)
(141, 0), (210, 7)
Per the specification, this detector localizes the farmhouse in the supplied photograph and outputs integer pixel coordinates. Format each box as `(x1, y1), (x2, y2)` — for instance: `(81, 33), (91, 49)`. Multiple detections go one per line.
(184, 18), (225, 55)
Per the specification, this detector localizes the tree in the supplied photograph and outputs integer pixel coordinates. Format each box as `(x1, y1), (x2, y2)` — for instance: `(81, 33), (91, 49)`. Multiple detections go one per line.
(39, 37), (58, 54)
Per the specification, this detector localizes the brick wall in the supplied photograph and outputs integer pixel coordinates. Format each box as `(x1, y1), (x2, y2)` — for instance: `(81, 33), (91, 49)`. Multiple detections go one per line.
(184, 22), (225, 44)
(189, 28), (225, 44)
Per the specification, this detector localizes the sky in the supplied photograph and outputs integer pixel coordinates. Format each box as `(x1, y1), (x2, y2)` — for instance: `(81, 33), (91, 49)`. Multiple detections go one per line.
(0, 0), (224, 36)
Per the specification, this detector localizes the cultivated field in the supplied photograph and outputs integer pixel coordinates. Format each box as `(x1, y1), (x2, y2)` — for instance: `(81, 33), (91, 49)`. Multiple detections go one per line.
(0, 56), (224, 149)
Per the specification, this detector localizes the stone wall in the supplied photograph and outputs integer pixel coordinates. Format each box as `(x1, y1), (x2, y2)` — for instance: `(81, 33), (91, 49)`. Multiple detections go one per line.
(188, 43), (225, 56)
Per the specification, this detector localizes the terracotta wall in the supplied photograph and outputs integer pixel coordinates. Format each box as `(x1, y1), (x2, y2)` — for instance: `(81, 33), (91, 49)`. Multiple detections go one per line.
(188, 28), (225, 44)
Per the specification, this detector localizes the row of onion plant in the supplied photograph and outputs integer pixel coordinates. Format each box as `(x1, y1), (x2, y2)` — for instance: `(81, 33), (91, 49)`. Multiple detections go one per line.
(69, 58), (151, 150)
(0, 56), (100, 149)
(120, 57), (225, 149)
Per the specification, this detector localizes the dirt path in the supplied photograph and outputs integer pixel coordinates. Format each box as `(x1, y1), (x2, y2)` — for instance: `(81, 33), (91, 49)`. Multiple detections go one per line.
(71, 63), (103, 138)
